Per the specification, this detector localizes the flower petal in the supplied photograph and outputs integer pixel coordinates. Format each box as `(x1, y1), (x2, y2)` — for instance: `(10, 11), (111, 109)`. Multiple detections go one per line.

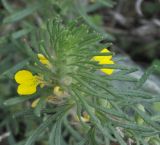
(17, 84), (37, 95)
(93, 48), (112, 62)
(38, 53), (50, 65)
(93, 48), (115, 75)
(101, 60), (114, 75)
(15, 70), (34, 84)
(101, 48), (110, 53)
(31, 98), (40, 108)
(53, 86), (64, 97)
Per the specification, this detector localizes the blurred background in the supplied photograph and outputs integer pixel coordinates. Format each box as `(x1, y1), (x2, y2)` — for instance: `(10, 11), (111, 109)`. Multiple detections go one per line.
(0, 0), (160, 144)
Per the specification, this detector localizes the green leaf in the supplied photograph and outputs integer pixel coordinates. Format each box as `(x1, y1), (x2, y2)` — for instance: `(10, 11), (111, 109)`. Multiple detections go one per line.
(48, 105), (74, 145)
(77, 139), (87, 145)
(49, 123), (57, 145)
(97, 0), (115, 7)
(153, 102), (160, 112)
(3, 3), (41, 23)
(49, 119), (62, 145)
(64, 117), (82, 141)
(4, 96), (33, 106)
(0, 59), (29, 79)
(136, 65), (154, 88)
(34, 97), (46, 117)
(134, 107), (160, 131)
(88, 128), (97, 145)
(136, 60), (160, 88)
(13, 109), (34, 118)
(2, 0), (14, 13)
(109, 125), (127, 145)
(25, 115), (56, 145)
(12, 28), (32, 39)
(77, 2), (115, 41)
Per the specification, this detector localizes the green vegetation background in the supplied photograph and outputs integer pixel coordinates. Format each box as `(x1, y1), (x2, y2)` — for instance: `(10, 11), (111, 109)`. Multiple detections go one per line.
(0, 0), (160, 145)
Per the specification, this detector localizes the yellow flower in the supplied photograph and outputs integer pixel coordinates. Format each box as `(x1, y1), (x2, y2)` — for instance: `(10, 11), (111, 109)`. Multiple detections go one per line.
(14, 54), (51, 107)
(93, 48), (114, 75)
(15, 54), (50, 96)
(81, 112), (90, 122)
(15, 70), (43, 95)
(75, 112), (90, 123)
(53, 86), (65, 97)
(31, 98), (40, 108)
(38, 53), (51, 67)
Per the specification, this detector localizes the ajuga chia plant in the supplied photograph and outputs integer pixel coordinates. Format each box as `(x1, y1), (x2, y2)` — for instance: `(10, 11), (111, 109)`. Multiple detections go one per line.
(4, 19), (160, 145)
